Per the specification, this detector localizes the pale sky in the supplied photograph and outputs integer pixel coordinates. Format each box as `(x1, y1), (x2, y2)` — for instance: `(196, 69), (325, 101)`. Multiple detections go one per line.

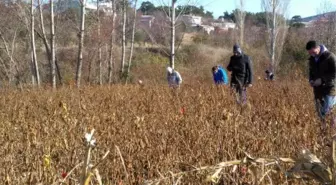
(139, 0), (336, 19)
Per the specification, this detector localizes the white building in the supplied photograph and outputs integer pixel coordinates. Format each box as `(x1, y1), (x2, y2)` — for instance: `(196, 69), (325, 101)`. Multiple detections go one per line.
(140, 15), (155, 28)
(54, 0), (112, 14)
(180, 15), (202, 27)
(211, 22), (236, 29)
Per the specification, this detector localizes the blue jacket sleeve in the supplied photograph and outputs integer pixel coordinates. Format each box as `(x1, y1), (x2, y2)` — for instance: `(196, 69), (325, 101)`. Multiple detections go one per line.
(222, 69), (228, 84)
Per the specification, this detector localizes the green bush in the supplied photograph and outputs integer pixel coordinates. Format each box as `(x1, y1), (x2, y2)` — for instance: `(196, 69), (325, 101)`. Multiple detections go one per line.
(133, 50), (169, 66)
(192, 34), (209, 44)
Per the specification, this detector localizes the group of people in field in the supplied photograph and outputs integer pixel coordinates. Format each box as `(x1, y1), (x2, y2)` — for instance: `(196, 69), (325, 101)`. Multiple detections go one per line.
(167, 44), (254, 104)
(167, 40), (336, 134)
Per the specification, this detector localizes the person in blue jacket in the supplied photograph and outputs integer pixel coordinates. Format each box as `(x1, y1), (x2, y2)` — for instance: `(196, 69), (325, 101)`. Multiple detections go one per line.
(212, 65), (228, 85)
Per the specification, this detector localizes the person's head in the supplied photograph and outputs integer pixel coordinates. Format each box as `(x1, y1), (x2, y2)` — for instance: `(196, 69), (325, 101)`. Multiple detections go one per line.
(233, 44), (242, 56)
(306, 40), (321, 57)
(167, 66), (173, 74)
(212, 66), (219, 73)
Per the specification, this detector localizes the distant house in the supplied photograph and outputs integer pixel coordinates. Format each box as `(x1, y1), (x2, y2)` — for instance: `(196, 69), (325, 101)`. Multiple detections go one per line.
(211, 22), (236, 30)
(140, 15), (155, 28)
(200, 25), (215, 34)
(180, 15), (202, 27)
(207, 20), (236, 34)
(97, 1), (113, 14)
(45, 0), (112, 14)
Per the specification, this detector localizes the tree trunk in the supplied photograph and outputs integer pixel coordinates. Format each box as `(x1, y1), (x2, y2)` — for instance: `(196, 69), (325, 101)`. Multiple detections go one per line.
(270, 0), (276, 72)
(97, 0), (103, 85)
(120, 0), (126, 78)
(262, 0), (289, 74)
(170, 0), (176, 69)
(0, 29), (20, 86)
(108, 0), (116, 84)
(126, 0), (138, 83)
(31, 0), (40, 87)
(50, 0), (56, 88)
(76, 0), (86, 88)
(235, 0), (246, 46)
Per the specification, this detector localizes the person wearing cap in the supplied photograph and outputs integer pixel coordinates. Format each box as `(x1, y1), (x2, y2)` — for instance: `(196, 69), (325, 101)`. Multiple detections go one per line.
(212, 65), (228, 85)
(167, 66), (182, 88)
(306, 40), (336, 130)
(227, 44), (253, 104)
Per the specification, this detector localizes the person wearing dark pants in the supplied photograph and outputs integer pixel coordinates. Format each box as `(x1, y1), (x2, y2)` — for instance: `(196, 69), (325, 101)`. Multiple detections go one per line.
(306, 40), (336, 133)
(227, 44), (253, 105)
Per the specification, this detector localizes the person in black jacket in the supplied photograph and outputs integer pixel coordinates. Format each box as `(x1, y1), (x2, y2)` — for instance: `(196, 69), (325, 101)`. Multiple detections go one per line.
(227, 44), (253, 104)
(306, 40), (336, 131)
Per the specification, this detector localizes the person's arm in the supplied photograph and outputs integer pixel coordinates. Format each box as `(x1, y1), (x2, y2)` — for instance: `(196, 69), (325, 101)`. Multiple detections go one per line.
(176, 71), (182, 85)
(223, 69), (228, 84)
(321, 54), (336, 86)
(308, 59), (314, 82)
(227, 57), (233, 72)
(245, 56), (253, 84)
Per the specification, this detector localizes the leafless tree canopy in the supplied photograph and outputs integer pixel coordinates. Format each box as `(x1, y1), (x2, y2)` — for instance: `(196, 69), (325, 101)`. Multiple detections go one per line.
(262, 0), (290, 73)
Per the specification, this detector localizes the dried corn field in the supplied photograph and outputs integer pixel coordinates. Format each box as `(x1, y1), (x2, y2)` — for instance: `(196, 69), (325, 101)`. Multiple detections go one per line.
(0, 79), (332, 184)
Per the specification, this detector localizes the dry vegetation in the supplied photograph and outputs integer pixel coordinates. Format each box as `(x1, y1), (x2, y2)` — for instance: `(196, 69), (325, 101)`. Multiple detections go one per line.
(0, 78), (333, 184)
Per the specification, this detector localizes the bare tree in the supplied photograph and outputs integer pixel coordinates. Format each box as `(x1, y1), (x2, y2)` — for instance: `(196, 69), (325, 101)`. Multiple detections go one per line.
(0, 29), (21, 87)
(315, 0), (336, 53)
(50, 0), (56, 88)
(97, 0), (103, 85)
(120, 0), (126, 78)
(262, 0), (290, 74)
(154, 0), (192, 69)
(15, 1), (37, 86)
(170, 0), (176, 69)
(31, 0), (40, 86)
(37, 0), (61, 88)
(108, 0), (116, 84)
(76, 0), (87, 88)
(234, 0), (246, 46)
(126, 0), (138, 83)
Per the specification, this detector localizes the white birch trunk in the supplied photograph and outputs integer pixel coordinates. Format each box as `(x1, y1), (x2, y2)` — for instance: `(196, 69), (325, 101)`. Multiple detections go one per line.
(126, 0), (138, 83)
(76, 0), (86, 87)
(31, 0), (40, 86)
(120, 0), (126, 77)
(108, 0), (116, 84)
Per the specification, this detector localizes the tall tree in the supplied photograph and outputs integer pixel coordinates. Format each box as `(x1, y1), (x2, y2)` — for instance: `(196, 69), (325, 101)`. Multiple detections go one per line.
(262, 0), (290, 74)
(316, 0), (336, 53)
(155, 0), (191, 69)
(50, 0), (56, 88)
(120, 0), (126, 77)
(170, 0), (176, 69)
(126, 0), (138, 83)
(139, 1), (155, 15)
(108, 0), (116, 84)
(289, 15), (304, 28)
(37, 0), (61, 88)
(76, 0), (86, 87)
(234, 0), (246, 46)
(31, 0), (40, 86)
(97, 0), (103, 85)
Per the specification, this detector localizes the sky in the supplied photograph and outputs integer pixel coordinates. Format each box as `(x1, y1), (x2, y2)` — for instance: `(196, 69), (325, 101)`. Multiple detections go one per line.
(139, 0), (336, 19)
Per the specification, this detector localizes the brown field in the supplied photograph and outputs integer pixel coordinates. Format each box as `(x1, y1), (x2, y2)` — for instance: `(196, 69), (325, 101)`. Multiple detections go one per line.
(0, 78), (332, 185)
